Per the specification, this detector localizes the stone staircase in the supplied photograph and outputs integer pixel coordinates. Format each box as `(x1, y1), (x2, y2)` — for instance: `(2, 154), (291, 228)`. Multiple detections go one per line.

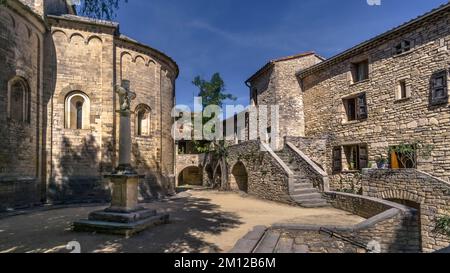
(230, 226), (309, 253)
(275, 150), (329, 208)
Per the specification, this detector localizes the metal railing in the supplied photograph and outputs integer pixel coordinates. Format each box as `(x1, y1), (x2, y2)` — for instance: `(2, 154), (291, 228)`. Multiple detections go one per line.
(319, 227), (373, 252)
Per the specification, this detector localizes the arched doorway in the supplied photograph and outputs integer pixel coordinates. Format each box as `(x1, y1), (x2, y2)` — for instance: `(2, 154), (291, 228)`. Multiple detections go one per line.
(386, 198), (422, 252)
(213, 164), (222, 189)
(178, 166), (203, 186)
(204, 164), (213, 186)
(231, 161), (248, 193)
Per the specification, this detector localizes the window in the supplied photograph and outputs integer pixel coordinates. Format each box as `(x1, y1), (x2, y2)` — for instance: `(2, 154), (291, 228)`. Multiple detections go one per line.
(430, 70), (448, 106)
(352, 60), (369, 83)
(333, 144), (368, 172)
(135, 104), (151, 137)
(333, 147), (342, 173)
(394, 40), (412, 55)
(65, 91), (90, 130)
(389, 145), (417, 169)
(343, 93), (368, 122)
(396, 80), (411, 100)
(7, 77), (30, 123)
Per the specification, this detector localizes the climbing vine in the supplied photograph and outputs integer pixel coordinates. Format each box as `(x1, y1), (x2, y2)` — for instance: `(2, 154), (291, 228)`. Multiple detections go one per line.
(436, 215), (450, 237)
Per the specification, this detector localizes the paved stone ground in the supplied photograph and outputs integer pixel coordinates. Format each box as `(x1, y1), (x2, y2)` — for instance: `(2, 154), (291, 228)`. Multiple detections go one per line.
(0, 190), (363, 253)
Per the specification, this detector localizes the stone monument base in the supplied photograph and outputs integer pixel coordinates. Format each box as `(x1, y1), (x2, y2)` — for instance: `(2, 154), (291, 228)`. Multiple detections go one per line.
(73, 173), (169, 237)
(73, 208), (169, 237)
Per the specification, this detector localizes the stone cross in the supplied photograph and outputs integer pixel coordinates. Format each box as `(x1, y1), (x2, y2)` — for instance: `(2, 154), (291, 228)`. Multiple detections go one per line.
(115, 80), (136, 174)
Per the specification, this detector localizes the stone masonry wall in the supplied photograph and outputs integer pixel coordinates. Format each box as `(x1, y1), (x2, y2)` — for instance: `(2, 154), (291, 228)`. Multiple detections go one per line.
(46, 23), (113, 203)
(248, 55), (322, 149)
(0, 4), (45, 209)
(362, 169), (450, 252)
(301, 10), (450, 189)
(226, 141), (294, 204)
(274, 192), (421, 253)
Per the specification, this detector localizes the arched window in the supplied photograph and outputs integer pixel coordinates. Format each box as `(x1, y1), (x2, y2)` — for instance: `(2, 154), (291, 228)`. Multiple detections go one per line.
(135, 104), (151, 137)
(7, 77), (30, 123)
(65, 91), (90, 130)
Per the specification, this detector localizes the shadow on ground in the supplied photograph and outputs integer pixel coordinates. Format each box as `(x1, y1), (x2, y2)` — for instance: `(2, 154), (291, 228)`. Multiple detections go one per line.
(0, 196), (243, 253)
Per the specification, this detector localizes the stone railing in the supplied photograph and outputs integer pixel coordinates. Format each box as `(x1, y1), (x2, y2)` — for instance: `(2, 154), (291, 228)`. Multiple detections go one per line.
(285, 142), (330, 192)
(285, 136), (329, 171)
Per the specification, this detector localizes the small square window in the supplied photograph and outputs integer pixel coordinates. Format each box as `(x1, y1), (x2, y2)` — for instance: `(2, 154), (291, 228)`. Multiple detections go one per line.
(394, 40), (412, 55)
(396, 80), (411, 100)
(352, 60), (369, 83)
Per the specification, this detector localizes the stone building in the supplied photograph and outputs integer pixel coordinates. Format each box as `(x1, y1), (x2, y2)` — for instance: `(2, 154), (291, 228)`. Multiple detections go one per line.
(0, 0), (178, 210)
(203, 3), (450, 252)
(244, 3), (450, 190)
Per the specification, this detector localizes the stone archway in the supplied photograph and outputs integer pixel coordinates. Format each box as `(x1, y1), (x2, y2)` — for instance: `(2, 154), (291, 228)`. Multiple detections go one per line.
(213, 164), (223, 189)
(204, 164), (213, 186)
(230, 161), (248, 193)
(178, 166), (203, 186)
(380, 190), (423, 252)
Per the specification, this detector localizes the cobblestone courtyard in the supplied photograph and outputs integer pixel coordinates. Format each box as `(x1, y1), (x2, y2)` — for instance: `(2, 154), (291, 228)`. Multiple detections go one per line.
(0, 190), (363, 253)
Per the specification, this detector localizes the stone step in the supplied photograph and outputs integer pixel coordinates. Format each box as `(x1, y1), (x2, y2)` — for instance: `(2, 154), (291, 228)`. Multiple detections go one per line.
(292, 193), (323, 201)
(274, 237), (294, 253)
(292, 188), (319, 195)
(297, 199), (330, 208)
(253, 230), (281, 253)
(229, 226), (267, 253)
(294, 183), (315, 189)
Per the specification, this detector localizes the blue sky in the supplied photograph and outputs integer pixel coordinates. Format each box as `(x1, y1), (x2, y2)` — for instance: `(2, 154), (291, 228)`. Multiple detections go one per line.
(114, 0), (448, 110)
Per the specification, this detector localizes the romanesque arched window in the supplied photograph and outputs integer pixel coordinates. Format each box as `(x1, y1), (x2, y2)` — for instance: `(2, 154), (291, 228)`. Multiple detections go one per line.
(8, 77), (30, 123)
(65, 91), (90, 130)
(135, 104), (151, 137)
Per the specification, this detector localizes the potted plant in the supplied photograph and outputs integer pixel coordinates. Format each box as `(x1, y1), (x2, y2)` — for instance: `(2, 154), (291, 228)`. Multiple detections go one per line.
(376, 155), (389, 169)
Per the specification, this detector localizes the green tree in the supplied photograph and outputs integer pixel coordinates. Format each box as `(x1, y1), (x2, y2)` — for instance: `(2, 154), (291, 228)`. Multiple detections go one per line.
(77, 0), (128, 20)
(193, 73), (236, 109)
(191, 73), (236, 154)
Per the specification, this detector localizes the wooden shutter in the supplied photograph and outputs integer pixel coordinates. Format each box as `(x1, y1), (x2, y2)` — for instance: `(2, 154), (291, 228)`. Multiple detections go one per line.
(430, 70), (448, 106)
(333, 147), (342, 173)
(358, 145), (368, 169)
(357, 93), (368, 120)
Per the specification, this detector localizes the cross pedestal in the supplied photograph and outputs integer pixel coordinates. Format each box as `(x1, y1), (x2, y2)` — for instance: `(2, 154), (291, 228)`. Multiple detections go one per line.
(73, 81), (169, 237)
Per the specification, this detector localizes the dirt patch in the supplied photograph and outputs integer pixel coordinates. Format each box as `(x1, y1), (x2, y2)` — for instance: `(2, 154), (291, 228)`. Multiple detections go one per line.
(0, 190), (363, 253)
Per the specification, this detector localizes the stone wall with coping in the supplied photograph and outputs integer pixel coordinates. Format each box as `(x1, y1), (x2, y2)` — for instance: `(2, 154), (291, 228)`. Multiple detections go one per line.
(272, 192), (421, 253)
(362, 169), (450, 252)
(301, 8), (450, 190)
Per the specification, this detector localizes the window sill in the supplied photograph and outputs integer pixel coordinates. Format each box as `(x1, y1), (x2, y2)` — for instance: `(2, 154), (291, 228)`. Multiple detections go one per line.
(136, 135), (153, 139)
(350, 79), (370, 86)
(341, 119), (366, 126)
(392, 50), (413, 58)
(394, 97), (412, 104)
(64, 128), (92, 132)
